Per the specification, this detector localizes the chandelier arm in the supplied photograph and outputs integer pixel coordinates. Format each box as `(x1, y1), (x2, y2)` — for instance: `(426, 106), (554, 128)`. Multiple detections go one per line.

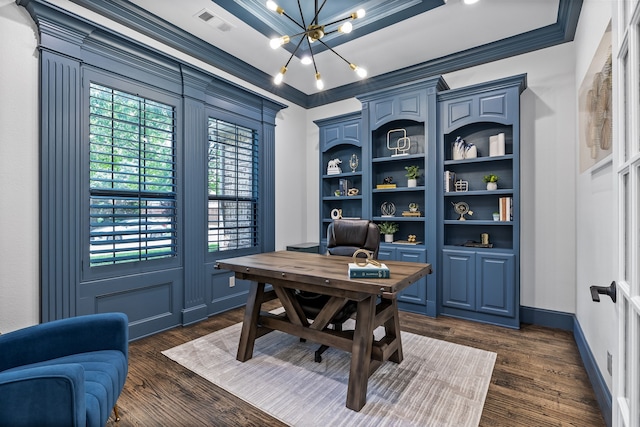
(310, 0), (328, 26)
(296, 0), (306, 28)
(321, 16), (352, 28)
(317, 39), (352, 66)
(284, 36), (306, 68)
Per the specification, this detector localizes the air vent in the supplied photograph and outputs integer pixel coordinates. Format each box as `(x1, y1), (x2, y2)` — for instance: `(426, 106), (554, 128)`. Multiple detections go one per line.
(198, 10), (215, 22)
(194, 8), (235, 32)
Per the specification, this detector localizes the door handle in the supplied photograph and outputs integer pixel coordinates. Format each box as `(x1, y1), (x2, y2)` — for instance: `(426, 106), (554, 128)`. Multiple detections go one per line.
(590, 281), (616, 303)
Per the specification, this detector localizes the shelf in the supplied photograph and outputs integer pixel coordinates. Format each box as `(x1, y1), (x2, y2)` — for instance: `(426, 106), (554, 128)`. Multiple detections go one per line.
(444, 154), (513, 166)
(322, 171), (362, 179)
(374, 216), (425, 222)
(444, 220), (512, 225)
(444, 189), (513, 196)
(443, 244), (514, 253)
(322, 196), (362, 201)
(372, 153), (425, 163)
(373, 186), (425, 193)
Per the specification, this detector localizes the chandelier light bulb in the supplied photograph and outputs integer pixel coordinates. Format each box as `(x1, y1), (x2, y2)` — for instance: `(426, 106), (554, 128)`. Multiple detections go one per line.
(315, 73), (324, 90)
(354, 8), (366, 19)
(339, 21), (353, 34)
(350, 63), (367, 78)
(274, 66), (287, 85)
(300, 56), (312, 65)
(463, 0), (479, 4)
(270, 35), (290, 49)
(266, 1), (284, 14)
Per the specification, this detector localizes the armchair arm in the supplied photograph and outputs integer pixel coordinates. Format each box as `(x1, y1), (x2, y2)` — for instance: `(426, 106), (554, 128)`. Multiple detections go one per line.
(0, 364), (86, 427)
(0, 313), (128, 371)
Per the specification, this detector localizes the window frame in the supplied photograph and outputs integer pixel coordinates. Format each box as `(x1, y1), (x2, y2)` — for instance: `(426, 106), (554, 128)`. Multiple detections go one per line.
(81, 69), (183, 281)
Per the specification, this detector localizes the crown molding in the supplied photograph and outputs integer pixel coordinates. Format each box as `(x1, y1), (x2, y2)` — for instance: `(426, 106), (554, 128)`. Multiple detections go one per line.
(65, 0), (582, 109)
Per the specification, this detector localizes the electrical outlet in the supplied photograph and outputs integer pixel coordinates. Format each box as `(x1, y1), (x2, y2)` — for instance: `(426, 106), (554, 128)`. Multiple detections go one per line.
(607, 351), (612, 376)
(229, 276), (235, 287)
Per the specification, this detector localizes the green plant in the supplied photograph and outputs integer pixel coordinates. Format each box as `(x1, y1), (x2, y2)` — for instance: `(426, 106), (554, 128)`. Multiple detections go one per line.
(405, 165), (420, 179)
(378, 222), (399, 235)
(483, 174), (499, 183)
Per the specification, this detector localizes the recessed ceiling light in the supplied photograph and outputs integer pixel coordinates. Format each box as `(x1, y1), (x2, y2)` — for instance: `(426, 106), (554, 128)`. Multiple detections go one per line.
(463, 0), (480, 4)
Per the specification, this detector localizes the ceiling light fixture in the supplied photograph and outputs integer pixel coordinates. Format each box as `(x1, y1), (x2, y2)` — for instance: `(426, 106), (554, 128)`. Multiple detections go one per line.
(266, 0), (367, 90)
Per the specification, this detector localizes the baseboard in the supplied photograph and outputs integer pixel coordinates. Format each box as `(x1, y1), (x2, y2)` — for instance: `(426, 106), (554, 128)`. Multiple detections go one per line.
(522, 306), (611, 426)
(573, 318), (612, 427)
(520, 305), (574, 330)
(181, 304), (208, 326)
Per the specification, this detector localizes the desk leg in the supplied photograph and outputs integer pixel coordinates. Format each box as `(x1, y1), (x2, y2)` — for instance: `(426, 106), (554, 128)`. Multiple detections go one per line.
(236, 281), (265, 362)
(385, 297), (403, 364)
(346, 295), (376, 411)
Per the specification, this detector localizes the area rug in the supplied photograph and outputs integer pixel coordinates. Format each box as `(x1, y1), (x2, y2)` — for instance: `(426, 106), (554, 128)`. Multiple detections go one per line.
(162, 321), (496, 426)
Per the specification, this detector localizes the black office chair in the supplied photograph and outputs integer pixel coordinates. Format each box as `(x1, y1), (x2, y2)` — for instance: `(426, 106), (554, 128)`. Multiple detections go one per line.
(295, 219), (381, 362)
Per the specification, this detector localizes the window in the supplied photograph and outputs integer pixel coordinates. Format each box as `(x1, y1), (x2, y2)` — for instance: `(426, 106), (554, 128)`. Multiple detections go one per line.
(207, 118), (258, 252)
(89, 83), (177, 266)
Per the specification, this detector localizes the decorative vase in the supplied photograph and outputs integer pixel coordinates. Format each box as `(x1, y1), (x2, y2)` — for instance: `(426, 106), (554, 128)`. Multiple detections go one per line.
(493, 213), (500, 221)
(384, 234), (394, 243)
(486, 182), (498, 191)
(407, 178), (417, 188)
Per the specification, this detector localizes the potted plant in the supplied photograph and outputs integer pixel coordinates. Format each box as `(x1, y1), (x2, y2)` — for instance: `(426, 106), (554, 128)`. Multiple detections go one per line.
(378, 221), (399, 243)
(483, 174), (499, 190)
(405, 165), (420, 188)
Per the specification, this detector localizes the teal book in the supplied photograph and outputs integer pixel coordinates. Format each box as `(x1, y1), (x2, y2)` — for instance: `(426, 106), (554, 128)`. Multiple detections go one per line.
(348, 263), (390, 278)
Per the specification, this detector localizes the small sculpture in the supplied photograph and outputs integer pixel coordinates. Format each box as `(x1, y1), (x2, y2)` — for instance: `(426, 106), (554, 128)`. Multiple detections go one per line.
(452, 136), (477, 160)
(387, 128), (411, 157)
(327, 158), (342, 175)
(409, 203), (419, 212)
(407, 235), (417, 243)
(347, 188), (359, 196)
(452, 201), (473, 221)
(383, 176), (394, 184)
(455, 179), (469, 192)
(331, 208), (343, 219)
(349, 154), (359, 172)
(381, 202), (396, 217)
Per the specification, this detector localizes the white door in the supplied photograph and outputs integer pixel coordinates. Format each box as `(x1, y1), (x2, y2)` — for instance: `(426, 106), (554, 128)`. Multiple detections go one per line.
(613, 1), (640, 425)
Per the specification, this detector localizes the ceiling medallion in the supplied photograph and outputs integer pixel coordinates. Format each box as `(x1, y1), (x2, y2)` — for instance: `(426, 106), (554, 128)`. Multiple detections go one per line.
(266, 0), (367, 90)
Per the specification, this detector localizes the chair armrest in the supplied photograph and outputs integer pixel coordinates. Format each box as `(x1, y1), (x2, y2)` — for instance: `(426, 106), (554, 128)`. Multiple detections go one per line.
(0, 364), (86, 426)
(0, 313), (128, 371)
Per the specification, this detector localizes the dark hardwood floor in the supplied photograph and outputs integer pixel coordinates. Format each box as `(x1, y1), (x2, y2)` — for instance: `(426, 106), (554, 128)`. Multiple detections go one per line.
(107, 305), (606, 426)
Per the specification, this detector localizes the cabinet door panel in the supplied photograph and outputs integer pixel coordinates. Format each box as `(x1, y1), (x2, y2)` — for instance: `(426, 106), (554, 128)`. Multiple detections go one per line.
(377, 246), (396, 261)
(397, 248), (427, 305)
(442, 250), (475, 310)
(476, 252), (515, 317)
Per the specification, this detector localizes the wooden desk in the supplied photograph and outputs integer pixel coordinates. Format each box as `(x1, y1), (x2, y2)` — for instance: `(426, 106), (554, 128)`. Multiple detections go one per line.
(216, 251), (432, 411)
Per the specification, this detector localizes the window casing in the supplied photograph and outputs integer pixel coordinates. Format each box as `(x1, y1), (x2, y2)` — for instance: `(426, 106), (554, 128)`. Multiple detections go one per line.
(207, 118), (259, 252)
(88, 83), (177, 266)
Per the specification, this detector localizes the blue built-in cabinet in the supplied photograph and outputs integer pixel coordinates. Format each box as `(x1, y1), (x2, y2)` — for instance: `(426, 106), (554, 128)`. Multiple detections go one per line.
(356, 77), (449, 316)
(316, 112), (363, 252)
(437, 74), (526, 328)
(317, 75), (525, 327)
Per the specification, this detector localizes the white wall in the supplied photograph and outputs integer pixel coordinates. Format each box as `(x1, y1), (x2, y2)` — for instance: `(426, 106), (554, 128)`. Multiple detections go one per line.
(573, 0), (616, 392)
(0, 0), (40, 332)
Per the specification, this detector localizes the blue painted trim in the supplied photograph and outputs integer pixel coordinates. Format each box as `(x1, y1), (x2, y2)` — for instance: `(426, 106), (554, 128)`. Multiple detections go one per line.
(65, 0), (582, 108)
(573, 317), (613, 427)
(520, 305), (575, 331)
(521, 306), (611, 426)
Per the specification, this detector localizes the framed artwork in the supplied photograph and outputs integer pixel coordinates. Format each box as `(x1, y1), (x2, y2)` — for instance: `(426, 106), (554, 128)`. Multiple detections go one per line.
(579, 22), (612, 173)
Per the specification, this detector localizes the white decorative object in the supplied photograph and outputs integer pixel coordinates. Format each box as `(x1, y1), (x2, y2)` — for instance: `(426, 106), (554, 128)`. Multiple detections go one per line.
(453, 136), (477, 159)
(455, 179), (469, 192)
(330, 208), (342, 219)
(489, 133), (506, 157)
(387, 128), (411, 157)
(327, 158), (342, 175)
(486, 182), (498, 191)
(384, 234), (394, 243)
(407, 178), (417, 188)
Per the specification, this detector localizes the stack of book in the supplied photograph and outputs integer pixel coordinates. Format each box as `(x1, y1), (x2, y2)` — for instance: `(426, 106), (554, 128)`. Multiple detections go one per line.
(348, 262), (390, 278)
(444, 171), (455, 192)
(498, 196), (513, 221)
(402, 211), (422, 217)
(376, 183), (397, 189)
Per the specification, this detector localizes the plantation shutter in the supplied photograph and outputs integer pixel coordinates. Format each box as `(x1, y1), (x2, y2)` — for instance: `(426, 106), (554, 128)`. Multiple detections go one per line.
(89, 83), (177, 266)
(207, 118), (259, 252)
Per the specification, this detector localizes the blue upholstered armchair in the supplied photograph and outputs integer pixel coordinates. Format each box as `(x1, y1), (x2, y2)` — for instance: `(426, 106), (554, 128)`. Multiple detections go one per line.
(0, 313), (129, 427)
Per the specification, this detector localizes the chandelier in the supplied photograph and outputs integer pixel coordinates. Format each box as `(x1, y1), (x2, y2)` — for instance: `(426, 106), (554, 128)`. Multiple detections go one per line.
(266, 0), (367, 90)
